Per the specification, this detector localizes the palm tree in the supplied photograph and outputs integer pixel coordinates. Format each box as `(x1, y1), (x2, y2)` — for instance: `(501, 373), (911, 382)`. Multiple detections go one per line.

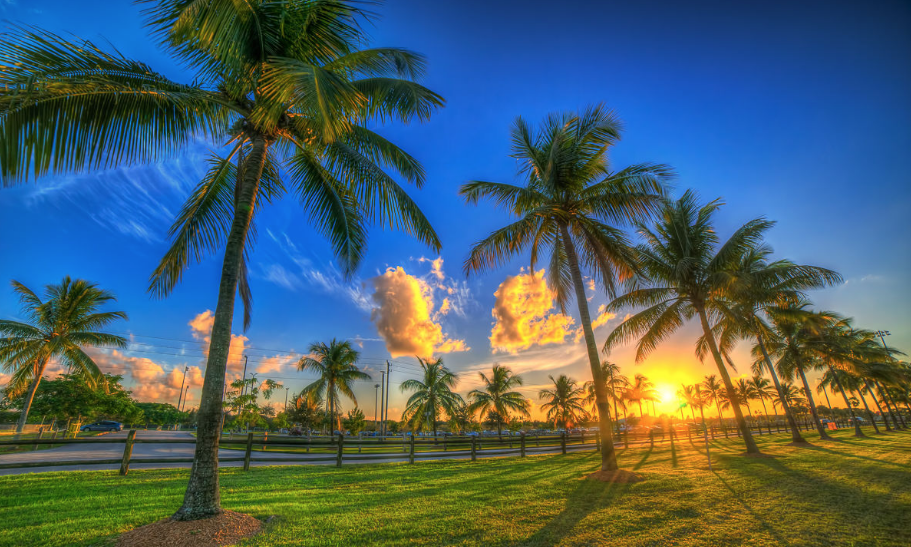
(748, 375), (776, 430)
(467, 364), (529, 438)
(0, 278), (128, 433)
(539, 375), (589, 430)
(625, 374), (658, 418)
(761, 300), (837, 440)
(605, 191), (768, 454)
(776, 381), (807, 414)
(460, 105), (673, 471)
(701, 375), (730, 437)
(400, 357), (462, 436)
(677, 384), (704, 425)
(299, 339), (370, 433)
(709, 246), (841, 443)
(1, 2), (443, 520)
(734, 378), (758, 428)
(583, 361), (628, 433)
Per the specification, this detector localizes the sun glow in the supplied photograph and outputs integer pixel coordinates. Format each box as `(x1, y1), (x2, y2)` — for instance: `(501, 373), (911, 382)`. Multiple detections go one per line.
(658, 385), (677, 407)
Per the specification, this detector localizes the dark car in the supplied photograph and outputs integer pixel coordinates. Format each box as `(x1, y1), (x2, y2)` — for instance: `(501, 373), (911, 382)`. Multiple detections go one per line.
(80, 420), (122, 432)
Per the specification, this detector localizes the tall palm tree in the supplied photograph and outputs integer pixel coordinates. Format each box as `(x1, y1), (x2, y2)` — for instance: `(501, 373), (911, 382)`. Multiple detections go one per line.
(0, 278), (128, 433)
(1, 1), (443, 520)
(708, 246), (841, 443)
(819, 367), (877, 435)
(625, 374), (658, 418)
(539, 375), (589, 430)
(299, 339), (370, 433)
(677, 384), (702, 424)
(748, 375), (776, 430)
(400, 357), (462, 436)
(460, 105), (673, 471)
(761, 300), (837, 440)
(775, 381), (807, 414)
(605, 191), (769, 454)
(467, 364), (529, 438)
(701, 375), (730, 437)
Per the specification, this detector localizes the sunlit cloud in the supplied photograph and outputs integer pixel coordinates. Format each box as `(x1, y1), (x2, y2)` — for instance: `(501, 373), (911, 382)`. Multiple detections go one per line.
(188, 310), (249, 375)
(489, 270), (575, 353)
(369, 266), (469, 358)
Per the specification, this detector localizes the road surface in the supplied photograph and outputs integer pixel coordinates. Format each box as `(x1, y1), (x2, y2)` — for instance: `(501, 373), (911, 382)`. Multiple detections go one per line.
(0, 430), (599, 475)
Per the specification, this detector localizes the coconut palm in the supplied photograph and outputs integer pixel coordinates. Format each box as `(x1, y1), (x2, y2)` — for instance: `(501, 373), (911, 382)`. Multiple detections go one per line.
(701, 375), (731, 437)
(583, 361), (627, 432)
(676, 384), (703, 425)
(0, 278), (128, 433)
(460, 105), (673, 471)
(761, 300), (838, 440)
(467, 364), (529, 438)
(299, 339), (370, 433)
(733, 378), (758, 427)
(604, 190), (765, 454)
(625, 374), (658, 418)
(748, 375), (777, 430)
(819, 368), (878, 435)
(1, 1), (443, 519)
(400, 357), (462, 436)
(539, 375), (589, 430)
(707, 246), (841, 443)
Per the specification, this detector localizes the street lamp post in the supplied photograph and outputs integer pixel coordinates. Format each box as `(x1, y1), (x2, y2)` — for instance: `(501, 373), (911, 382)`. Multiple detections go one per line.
(176, 365), (189, 412)
(374, 384), (380, 432)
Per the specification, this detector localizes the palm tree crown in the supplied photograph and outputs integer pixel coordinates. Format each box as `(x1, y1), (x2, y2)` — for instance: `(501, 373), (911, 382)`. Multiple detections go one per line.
(467, 364), (529, 437)
(400, 357), (463, 435)
(0, 277), (127, 433)
(298, 338), (370, 432)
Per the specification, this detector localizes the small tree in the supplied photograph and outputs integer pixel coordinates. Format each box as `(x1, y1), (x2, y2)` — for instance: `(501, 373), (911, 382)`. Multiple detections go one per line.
(343, 408), (367, 434)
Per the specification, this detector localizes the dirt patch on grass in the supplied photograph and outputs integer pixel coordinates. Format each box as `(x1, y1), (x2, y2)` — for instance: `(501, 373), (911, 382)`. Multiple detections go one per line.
(116, 511), (262, 547)
(584, 469), (643, 483)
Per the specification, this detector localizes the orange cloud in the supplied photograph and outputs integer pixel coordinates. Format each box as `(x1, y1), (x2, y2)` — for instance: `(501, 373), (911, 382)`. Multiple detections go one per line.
(490, 270), (575, 353)
(370, 267), (469, 358)
(188, 310), (249, 375)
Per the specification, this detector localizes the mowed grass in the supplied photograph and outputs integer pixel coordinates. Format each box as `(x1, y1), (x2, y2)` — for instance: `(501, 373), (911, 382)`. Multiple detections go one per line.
(1, 430), (909, 547)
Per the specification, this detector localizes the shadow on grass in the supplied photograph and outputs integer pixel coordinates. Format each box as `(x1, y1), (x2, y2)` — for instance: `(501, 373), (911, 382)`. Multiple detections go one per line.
(517, 474), (634, 547)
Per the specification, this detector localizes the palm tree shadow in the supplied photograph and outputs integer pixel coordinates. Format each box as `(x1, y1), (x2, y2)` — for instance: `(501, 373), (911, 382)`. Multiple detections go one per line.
(710, 471), (790, 545)
(516, 477), (633, 546)
(632, 444), (655, 471)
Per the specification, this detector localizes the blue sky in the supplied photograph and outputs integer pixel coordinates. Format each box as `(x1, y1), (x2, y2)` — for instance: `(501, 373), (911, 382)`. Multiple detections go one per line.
(1, 1), (909, 419)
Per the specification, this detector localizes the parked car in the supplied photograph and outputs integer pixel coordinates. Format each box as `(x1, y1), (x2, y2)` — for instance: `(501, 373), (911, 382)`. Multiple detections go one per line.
(80, 420), (122, 432)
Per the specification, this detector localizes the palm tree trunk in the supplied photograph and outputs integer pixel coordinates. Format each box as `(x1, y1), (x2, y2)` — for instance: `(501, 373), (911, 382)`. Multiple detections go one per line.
(864, 380), (892, 432)
(699, 404), (710, 439)
(758, 397), (772, 432)
(828, 368), (865, 437)
(756, 334), (804, 442)
(875, 381), (903, 430)
(715, 402), (728, 437)
(610, 374), (620, 436)
(173, 135), (267, 521)
(695, 306), (759, 453)
(639, 402), (644, 418)
(796, 366), (832, 440)
(559, 222), (617, 471)
(855, 387), (881, 434)
(15, 357), (50, 435)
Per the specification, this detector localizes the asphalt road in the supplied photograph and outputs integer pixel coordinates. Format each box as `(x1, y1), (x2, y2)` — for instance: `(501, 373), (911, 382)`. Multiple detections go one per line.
(0, 430), (599, 475)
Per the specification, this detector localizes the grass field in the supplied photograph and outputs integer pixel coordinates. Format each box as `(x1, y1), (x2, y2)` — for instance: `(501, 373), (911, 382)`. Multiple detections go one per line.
(1, 430), (909, 546)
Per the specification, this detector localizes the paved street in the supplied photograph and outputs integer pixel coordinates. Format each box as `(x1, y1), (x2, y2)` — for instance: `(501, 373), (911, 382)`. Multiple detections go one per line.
(0, 430), (598, 475)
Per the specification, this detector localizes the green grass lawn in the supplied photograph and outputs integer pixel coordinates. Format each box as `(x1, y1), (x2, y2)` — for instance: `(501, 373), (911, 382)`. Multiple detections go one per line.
(1, 430), (909, 546)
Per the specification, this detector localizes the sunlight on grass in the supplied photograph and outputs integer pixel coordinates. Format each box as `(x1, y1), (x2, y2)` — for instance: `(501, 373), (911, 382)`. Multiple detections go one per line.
(0, 431), (909, 546)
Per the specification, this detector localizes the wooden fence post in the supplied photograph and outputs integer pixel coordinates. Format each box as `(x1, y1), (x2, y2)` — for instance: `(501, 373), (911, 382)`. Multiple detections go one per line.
(409, 434), (415, 464)
(32, 427), (44, 451)
(624, 430), (629, 449)
(520, 432), (526, 457)
(443, 435), (447, 452)
(535, 434), (540, 448)
(262, 431), (267, 451)
(336, 432), (344, 467)
(119, 430), (137, 476)
(561, 431), (567, 455)
(243, 432), (254, 471)
(581, 430), (585, 445)
(358, 432), (363, 454)
(471, 436), (477, 462)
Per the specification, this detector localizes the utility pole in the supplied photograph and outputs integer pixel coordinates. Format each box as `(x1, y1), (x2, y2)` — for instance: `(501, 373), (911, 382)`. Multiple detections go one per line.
(374, 383), (380, 432)
(176, 365), (189, 411)
(384, 361), (391, 436)
(239, 355), (248, 433)
(180, 385), (190, 412)
(379, 372), (386, 437)
(285, 387), (289, 412)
